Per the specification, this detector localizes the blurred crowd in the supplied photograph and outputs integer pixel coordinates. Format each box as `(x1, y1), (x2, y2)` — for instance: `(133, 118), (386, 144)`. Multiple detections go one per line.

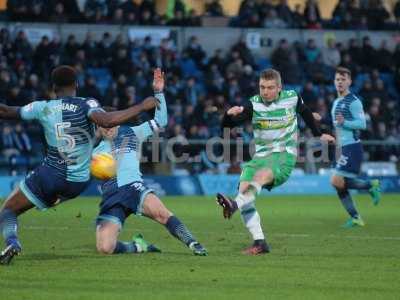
(5, 0), (400, 31)
(0, 26), (400, 173)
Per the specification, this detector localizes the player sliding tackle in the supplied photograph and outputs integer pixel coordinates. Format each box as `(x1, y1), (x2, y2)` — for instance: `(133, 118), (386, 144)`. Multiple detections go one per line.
(94, 68), (207, 256)
(0, 65), (159, 265)
(216, 68), (335, 255)
(330, 67), (381, 228)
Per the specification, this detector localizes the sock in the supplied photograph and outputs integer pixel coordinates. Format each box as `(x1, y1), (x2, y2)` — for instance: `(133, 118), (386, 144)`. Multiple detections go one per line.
(0, 208), (19, 246)
(165, 216), (196, 247)
(240, 202), (265, 241)
(234, 181), (260, 209)
(337, 189), (359, 218)
(113, 241), (139, 254)
(344, 177), (372, 190)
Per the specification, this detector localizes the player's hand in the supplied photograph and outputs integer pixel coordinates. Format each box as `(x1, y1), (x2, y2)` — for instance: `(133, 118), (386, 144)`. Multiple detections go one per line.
(312, 112), (322, 121)
(227, 106), (244, 116)
(336, 113), (344, 125)
(153, 68), (164, 93)
(141, 96), (160, 110)
(320, 134), (335, 144)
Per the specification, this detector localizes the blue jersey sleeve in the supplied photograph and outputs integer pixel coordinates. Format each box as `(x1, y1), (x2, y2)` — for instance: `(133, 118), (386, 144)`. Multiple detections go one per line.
(131, 92), (168, 142)
(19, 101), (46, 121)
(93, 140), (112, 156)
(82, 98), (104, 118)
(343, 100), (366, 130)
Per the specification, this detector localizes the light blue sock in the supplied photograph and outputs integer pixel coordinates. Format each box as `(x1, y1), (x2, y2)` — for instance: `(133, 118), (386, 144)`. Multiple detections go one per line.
(0, 208), (20, 247)
(337, 189), (359, 218)
(345, 177), (372, 190)
(113, 241), (138, 254)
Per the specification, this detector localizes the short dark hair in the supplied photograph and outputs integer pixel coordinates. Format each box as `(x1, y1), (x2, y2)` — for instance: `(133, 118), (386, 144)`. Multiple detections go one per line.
(335, 66), (352, 78)
(51, 65), (77, 89)
(260, 68), (282, 85)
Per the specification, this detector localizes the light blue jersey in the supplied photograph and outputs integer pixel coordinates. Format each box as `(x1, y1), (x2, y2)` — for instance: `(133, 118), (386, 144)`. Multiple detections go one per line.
(331, 93), (366, 146)
(19, 97), (103, 182)
(94, 92), (167, 194)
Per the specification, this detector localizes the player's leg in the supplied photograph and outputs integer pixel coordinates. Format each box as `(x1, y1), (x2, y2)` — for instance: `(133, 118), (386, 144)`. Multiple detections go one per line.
(331, 175), (364, 227)
(0, 187), (34, 265)
(96, 205), (156, 255)
(142, 193), (207, 256)
(338, 143), (381, 205)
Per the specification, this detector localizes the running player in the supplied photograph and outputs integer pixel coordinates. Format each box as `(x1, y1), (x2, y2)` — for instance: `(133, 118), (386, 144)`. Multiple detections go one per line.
(216, 68), (335, 255)
(330, 67), (381, 228)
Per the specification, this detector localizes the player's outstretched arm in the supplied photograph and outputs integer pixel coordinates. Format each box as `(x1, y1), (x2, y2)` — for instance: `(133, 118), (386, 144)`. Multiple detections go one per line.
(222, 101), (253, 128)
(0, 104), (21, 120)
(89, 97), (159, 128)
(296, 96), (335, 143)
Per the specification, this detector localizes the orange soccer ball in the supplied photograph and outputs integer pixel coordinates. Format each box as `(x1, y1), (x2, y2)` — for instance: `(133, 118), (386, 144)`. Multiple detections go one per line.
(90, 153), (116, 180)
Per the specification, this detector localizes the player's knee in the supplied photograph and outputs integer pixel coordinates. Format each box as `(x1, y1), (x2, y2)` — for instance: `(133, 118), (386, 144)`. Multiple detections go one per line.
(330, 176), (345, 190)
(152, 209), (173, 224)
(254, 169), (273, 185)
(96, 241), (115, 255)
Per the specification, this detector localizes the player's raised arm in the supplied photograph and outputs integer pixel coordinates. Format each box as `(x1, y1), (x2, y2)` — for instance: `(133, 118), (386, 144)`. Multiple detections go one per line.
(0, 104), (22, 120)
(296, 95), (335, 143)
(222, 101), (253, 128)
(153, 68), (167, 128)
(131, 68), (167, 141)
(89, 97), (159, 128)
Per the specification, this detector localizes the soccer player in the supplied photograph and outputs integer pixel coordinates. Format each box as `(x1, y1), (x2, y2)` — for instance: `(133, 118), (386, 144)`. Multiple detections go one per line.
(330, 67), (381, 228)
(0, 65), (159, 264)
(216, 68), (335, 255)
(94, 69), (207, 256)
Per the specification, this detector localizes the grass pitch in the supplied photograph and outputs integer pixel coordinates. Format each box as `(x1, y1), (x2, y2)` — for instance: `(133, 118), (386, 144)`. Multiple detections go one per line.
(0, 195), (399, 300)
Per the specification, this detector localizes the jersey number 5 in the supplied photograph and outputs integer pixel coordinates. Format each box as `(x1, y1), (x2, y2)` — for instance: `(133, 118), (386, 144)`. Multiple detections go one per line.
(55, 122), (76, 152)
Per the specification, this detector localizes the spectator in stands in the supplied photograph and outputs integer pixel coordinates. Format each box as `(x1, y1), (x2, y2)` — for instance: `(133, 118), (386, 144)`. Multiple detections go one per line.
(304, 0), (322, 29)
(12, 123), (32, 156)
(79, 76), (102, 100)
(366, 0), (390, 30)
(49, 2), (69, 23)
(360, 36), (376, 71)
(271, 39), (291, 73)
(166, 9), (185, 26)
(33, 36), (52, 77)
(84, 0), (108, 22)
(205, 0), (224, 17)
(63, 34), (80, 65)
(322, 38), (341, 70)
(258, 0), (274, 21)
(263, 8), (287, 29)
(185, 9), (202, 26)
(182, 77), (202, 106)
(375, 40), (394, 72)
(292, 4), (306, 28)
(13, 31), (32, 62)
(332, 0), (347, 26)
(276, 0), (294, 27)
(304, 38), (321, 63)
(1, 125), (19, 159)
(184, 36), (206, 69)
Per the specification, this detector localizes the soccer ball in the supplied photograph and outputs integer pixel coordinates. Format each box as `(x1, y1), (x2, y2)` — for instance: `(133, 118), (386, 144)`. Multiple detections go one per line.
(90, 153), (116, 180)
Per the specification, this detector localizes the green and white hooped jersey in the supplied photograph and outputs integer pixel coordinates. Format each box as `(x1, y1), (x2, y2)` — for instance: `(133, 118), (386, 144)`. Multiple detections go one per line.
(250, 90), (299, 157)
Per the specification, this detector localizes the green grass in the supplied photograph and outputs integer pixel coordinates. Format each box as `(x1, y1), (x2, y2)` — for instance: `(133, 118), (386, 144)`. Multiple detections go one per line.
(1, 195), (399, 300)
